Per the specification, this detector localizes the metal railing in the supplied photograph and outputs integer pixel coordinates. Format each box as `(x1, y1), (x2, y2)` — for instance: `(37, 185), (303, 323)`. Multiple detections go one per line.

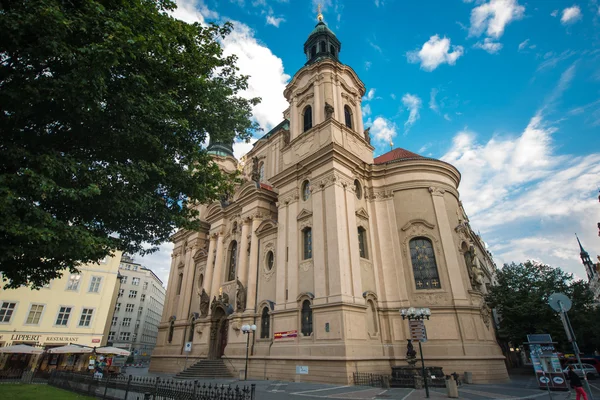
(48, 371), (255, 400)
(352, 372), (384, 388)
(0, 369), (50, 384)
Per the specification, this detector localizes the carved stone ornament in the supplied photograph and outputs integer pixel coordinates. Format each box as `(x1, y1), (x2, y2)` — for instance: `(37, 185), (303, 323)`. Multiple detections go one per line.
(412, 293), (449, 306)
(236, 278), (247, 313)
(400, 220), (441, 258)
(251, 157), (260, 183)
(428, 186), (446, 197)
(480, 302), (492, 329)
(282, 129), (290, 146)
(262, 242), (276, 282)
(299, 259), (313, 272)
(363, 127), (371, 144)
(325, 102), (335, 119)
(298, 218), (312, 231)
(199, 288), (210, 318)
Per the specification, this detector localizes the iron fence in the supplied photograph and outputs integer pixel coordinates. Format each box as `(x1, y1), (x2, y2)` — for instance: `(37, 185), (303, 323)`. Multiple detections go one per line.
(0, 369), (50, 384)
(48, 371), (255, 400)
(352, 372), (384, 388)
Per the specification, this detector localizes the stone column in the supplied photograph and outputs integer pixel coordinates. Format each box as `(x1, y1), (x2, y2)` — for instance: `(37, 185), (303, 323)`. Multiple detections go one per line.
(177, 244), (195, 320)
(313, 79), (322, 127)
(245, 216), (263, 313)
(210, 233), (225, 308)
(344, 186), (362, 301)
(275, 200), (288, 310)
(238, 220), (251, 285)
(312, 183), (328, 304)
(203, 234), (218, 295)
(290, 97), (298, 140)
(162, 252), (180, 323)
(335, 78), (344, 125)
(429, 187), (468, 304)
(286, 200), (299, 306)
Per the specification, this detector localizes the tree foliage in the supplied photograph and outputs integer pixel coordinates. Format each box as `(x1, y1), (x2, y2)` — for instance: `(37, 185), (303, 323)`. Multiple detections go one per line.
(487, 261), (600, 353)
(0, 0), (260, 287)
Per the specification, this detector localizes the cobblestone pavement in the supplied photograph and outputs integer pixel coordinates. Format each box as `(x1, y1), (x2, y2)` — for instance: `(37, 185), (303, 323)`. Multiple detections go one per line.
(128, 367), (600, 399)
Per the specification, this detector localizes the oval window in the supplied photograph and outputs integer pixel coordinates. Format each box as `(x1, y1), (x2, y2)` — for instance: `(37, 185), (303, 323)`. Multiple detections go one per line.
(354, 179), (362, 200)
(302, 180), (311, 201)
(266, 251), (274, 271)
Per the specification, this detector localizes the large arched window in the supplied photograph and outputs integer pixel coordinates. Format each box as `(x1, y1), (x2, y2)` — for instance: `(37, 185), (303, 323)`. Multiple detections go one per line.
(320, 40), (326, 53)
(227, 241), (238, 282)
(358, 227), (368, 259)
(409, 238), (441, 290)
(301, 300), (313, 336)
(311, 46), (317, 58)
(303, 228), (313, 260)
(344, 105), (353, 129)
(303, 105), (313, 132)
(260, 307), (270, 339)
(176, 272), (183, 295)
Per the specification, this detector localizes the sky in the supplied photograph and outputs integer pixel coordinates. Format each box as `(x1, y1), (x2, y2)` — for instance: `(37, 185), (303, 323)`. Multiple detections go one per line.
(138, 0), (600, 287)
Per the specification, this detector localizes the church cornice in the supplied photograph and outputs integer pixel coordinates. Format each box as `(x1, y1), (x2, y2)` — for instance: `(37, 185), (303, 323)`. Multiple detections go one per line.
(370, 158), (461, 188)
(284, 59), (365, 99)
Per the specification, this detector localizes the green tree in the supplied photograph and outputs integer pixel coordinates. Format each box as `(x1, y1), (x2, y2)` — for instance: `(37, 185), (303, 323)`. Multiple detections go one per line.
(0, 0), (259, 288)
(487, 261), (599, 353)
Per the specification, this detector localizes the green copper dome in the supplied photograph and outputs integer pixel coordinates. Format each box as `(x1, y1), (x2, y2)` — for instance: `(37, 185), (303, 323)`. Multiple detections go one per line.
(303, 19), (341, 65)
(206, 136), (234, 158)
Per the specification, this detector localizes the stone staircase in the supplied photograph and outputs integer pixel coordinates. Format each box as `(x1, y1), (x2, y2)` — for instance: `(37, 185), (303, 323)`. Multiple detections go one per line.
(174, 359), (235, 380)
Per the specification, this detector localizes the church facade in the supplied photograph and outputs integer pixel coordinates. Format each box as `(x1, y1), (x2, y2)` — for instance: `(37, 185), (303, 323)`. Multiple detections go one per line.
(150, 14), (509, 384)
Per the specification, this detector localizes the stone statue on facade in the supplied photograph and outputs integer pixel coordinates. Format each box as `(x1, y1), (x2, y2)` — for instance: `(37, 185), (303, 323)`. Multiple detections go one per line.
(236, 278), (247, 313)
(325, 102), (334, 120)
(470, 253), (485, 291)
(282, 129), (290, 146)
(199, 288), (210, 318)
(406, 339), (417, 367)
(363, 127), (371, 144)
(251, 156), (260, 183)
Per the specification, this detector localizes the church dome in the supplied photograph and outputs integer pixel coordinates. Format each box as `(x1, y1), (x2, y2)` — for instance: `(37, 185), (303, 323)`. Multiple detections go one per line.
(303, 12), (341, 65)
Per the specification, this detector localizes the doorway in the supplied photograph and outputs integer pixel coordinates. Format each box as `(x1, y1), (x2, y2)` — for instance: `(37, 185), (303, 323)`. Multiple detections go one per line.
(209, 307), (228, 359)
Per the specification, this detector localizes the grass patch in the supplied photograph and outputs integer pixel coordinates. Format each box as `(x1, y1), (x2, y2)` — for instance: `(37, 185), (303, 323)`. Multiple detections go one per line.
(0, 384), (95, 399)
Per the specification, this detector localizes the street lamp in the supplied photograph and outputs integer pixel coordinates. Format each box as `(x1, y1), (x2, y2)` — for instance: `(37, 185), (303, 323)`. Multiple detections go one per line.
(400, 307), (431, 398)
(241, 324), (256, 380)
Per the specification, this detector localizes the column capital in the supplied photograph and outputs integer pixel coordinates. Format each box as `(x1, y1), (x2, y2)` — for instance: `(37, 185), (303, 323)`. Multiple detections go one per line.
(429, 186), (446, 197)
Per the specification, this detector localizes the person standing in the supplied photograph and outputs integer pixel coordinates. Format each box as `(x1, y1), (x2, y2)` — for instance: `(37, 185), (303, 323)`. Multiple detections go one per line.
(568, 365), (589, 400)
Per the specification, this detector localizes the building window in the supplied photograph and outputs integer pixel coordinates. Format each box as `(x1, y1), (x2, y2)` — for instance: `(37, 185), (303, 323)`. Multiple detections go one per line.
(344, 105), (353, 129)
(409, 238), (441, 290)
(302, 180), (310, 201)
(66, 274), (81, 291)
(126, 304), (134, 313)
(112, 317), (118, 326)
(138, 306), (143, 315)
(260, 307), (270, 339)
(55, 306), (72, 326)
(132, 277), (140, 286)
(122, 318), (131, 327)
(320, 40), (326, 53)
(143, 281), (148, 290)
(121, 276), (128, 284)
(89, 276), (102, 293)
(79, 308), (94, 327)
(303, 105), (313, 132)
(0, 302), (16, 323)
(303, 228), (313, 260)
(301, 300), (313, 336)
(227, 241), (238, 282)
(129, 290), (138, 298)
(119, 332), (131, 341)
(176, 272), (183, 295)
(115, 303), (121, 312)
(358, 227), (368, 259)
(354, 179), (362, 200)
(330, 44), (336, 56)
(266, 251), (274, 271)
(133, 265), (138, 271)
(168, 321), (174, 343)
(310, 45), (316, 58)
(118, 289), (124, 297)
(108, 331), (116, 341)
(141, 294), (146, 302)
(26, 304), (44, 325)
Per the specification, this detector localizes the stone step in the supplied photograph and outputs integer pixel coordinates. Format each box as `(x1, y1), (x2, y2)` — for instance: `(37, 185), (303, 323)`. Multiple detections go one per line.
(174, 359), (235, 379)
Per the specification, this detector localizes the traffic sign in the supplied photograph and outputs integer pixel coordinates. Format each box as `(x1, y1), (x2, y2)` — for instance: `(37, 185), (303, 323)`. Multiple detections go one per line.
(409, 320), (427, 342)
(184, 342), (192, 352)
(548, 293), (572, 312)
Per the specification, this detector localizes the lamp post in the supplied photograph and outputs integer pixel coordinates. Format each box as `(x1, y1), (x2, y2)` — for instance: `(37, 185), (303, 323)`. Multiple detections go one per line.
(400, 307), (431, 398)
(241, 324), (256, 380)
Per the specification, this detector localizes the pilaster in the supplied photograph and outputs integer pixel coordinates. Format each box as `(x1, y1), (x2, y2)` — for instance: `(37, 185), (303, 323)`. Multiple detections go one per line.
(312, 183), (328, 304)
(210, 232), (225, 310)
(238, 220), (251, 285)
(286, 199), (299, 307)
(245, 216), (263, 313)
(178, 242), (197, 320)
(344, 186), (362, 301)
(275, 201), (288, 310)
(203, 234), (217, 296)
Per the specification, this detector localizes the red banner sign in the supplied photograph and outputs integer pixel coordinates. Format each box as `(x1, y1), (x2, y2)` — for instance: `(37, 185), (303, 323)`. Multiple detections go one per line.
(92, 339), (101, 343)
(274, 330), (298, 339)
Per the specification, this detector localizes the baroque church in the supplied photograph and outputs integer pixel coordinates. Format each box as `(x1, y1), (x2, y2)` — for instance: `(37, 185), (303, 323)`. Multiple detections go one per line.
(150, 12), (509, 384)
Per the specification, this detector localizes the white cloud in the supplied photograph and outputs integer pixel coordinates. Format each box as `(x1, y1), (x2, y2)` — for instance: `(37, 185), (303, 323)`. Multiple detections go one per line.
(474, 38), (503, 54)
(266, 15), (285, 27)
(363, 88), (377, 101)
(469, 0), (525, 38)
(561, 6), (582, 25)
(365, 61), (372, 71)
(368, 117), (397, 143)
(136, 242), (174, 285)
(419, 143), (432, 153)
(518, 38), (529, 51)
(407, 35), (464, 71)
(402, 93), (422, 133)
(429, 88), (439, 113)
(362, 103), (372, 117)
(444, 113), (452, 121)
(551, 9), (559, 17)
(390, 93), (396, 100)
(541, 63), (576, 113)
(233, 138), (258, 159)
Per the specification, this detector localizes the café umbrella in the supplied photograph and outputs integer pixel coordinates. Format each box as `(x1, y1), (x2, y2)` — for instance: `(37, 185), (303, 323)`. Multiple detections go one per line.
(0, 344), (44, 354)
(95, 346), (130, 356)
(46, 344), (93, 354)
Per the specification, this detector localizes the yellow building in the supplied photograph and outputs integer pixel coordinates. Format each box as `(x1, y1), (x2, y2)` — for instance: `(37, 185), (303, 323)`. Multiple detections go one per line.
(0, 253), (122, 370)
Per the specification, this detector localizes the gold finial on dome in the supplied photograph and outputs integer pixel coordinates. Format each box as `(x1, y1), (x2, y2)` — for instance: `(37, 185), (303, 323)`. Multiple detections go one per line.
(317, 3), (323, 22)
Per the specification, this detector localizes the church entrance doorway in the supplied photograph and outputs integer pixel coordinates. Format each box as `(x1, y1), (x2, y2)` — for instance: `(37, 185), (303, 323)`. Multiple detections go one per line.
(209, 307), (228, 359)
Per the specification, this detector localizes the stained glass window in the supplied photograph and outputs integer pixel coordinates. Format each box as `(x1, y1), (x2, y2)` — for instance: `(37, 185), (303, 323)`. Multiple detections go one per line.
(409, 238), (441, 290)
(228, 241), (238, 281)
(303, 228), (312, 260)
(302, 180), (311, 201)
(301, 300), (313, 336)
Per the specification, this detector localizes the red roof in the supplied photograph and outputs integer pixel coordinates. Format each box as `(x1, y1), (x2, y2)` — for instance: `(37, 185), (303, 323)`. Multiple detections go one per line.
(374, 148), (423, 164)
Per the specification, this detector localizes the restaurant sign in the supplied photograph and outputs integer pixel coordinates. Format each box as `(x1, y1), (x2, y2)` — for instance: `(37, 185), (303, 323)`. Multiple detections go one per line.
(0, 333), (99, 345)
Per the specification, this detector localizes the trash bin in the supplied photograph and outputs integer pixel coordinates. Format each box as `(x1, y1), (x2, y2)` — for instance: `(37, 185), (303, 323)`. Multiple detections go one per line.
(446, 376), (459, 398)
(463, 371), (473, 384)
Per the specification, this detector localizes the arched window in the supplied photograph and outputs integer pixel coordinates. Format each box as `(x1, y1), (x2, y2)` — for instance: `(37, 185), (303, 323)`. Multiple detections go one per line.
(354, 179), (362, 200)
(302, 180), (311, 201)
(188, 317), (195, 342)
(344, 105), (353, 129)
(259, 162), (265, 182)
(311, 46), (317, 58)
(320, 40), (326, 53)
(260, 307), (270, 339)
(366, 300), (378, 335)
(409, 238), (441, 290)
(176, 272), (183, 295)
(301, 300), (313, 336)
(168, 321), (174, 343)
(303, 228), (313, 260)
(330, 44), (336, 57)
(358, 227), (368, 259)
(227, 241), (238, 282)
(303, 105), (313, 132)
(198, 274), (204, 290)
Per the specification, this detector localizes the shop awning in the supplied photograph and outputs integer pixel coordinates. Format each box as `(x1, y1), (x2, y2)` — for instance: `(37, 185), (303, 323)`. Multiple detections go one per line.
(0, 344), (45, 354)
(47, 344), (93, 354)
(95, 346), (130, 356)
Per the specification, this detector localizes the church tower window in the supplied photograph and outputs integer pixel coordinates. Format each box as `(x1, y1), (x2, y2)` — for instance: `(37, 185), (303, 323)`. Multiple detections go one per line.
(409, 238), (441, 290)
(260, 307), (270, 339)
(302, 180), (311, 201)
(344, 105), (353, 129)
(227, 241), (238, 282)
(303, 228), (313, 260)
(303, 105), (313, 132)
(310, 46), (317, 59)
(176, 272), (183, 295)
(354, 179), (362, 199)
(301, 300), (313, 336)
(320, 40), (326, 53)
(358, 227), (368, 259)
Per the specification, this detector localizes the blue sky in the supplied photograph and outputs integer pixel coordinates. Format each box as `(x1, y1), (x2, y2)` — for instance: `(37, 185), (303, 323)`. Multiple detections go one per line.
(140, 0), (600, 285)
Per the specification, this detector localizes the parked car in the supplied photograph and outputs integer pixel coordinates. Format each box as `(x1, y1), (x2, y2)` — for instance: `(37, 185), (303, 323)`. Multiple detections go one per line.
(563, 364), (598, 380)
(581, 358), (600, 374)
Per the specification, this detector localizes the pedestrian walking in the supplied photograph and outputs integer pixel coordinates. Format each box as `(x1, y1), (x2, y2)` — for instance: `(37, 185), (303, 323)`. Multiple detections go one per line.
(567, 365), (589, 400)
